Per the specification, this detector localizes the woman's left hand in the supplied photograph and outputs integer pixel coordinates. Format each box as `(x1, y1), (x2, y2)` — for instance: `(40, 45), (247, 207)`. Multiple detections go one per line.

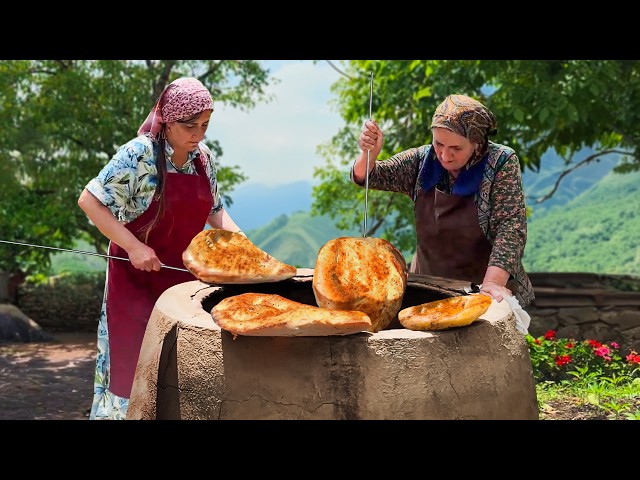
(480, 282), (511, 303)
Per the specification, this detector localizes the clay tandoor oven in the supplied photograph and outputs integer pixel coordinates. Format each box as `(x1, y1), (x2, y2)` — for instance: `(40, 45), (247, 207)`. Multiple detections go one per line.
(127, 268), (539, 420)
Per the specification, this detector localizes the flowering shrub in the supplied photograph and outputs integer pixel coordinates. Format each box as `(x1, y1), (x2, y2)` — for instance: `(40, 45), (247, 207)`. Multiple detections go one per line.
(526, 330), (640, 383)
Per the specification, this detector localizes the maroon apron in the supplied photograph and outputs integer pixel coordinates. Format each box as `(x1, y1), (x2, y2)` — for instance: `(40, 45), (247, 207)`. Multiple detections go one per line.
(411, 188), (492, 285)
(106, 158), (212, 398)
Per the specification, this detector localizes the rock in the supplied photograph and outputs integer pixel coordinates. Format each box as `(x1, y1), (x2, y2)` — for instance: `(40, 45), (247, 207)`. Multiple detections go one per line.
(0, 303), (54, 343)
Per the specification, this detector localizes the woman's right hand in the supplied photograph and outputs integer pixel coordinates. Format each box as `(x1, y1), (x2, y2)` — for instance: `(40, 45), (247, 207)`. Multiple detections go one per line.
(78, 189), (163, 272)
(358, 119), (384, 158)
(128, 243), (162, 272)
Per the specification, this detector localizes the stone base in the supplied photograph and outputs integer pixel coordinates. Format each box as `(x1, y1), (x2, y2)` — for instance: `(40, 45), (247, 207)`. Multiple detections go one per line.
(128, 272), (539, 420)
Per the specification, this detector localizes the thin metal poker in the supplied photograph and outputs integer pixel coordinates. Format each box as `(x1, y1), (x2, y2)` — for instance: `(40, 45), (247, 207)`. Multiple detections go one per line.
(363, 71), (374, 237)
(0, 239), (190, 272)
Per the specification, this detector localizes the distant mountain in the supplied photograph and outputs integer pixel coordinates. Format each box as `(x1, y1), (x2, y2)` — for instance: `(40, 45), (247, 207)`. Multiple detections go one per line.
(247, 211), (359, 268)
(224, 150), (620, 234)
(223, 181), (314, 232)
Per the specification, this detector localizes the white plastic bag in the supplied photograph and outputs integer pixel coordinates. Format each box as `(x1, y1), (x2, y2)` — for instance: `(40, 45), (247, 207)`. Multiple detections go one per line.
(502, 294), (531, 335)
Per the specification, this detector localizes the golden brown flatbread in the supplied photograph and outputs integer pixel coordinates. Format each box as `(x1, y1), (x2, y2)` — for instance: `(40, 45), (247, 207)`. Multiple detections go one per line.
(398, 293), (492, 331)
(183, 229), (297, 284)
(211, 293), (373, 337)
(312, 237), (408, 333)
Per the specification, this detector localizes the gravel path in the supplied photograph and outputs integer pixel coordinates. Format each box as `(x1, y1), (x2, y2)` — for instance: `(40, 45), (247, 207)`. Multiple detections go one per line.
(0, 332), (96, 420)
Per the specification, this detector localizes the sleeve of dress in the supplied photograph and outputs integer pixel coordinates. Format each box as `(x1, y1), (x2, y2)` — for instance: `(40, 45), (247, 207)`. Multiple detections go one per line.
(349, 146), (425, 198)
(487, 152), (528, 275)
(84, 138), (149, 219)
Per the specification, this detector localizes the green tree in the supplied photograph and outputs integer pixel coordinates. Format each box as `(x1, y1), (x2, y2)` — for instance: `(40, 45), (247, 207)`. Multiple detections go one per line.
(0, 60), (271, 276)
(312, 60), (640, 254)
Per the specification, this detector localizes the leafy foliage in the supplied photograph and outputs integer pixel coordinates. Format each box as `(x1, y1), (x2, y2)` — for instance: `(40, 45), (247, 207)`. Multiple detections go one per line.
(0, 60), (272, 276)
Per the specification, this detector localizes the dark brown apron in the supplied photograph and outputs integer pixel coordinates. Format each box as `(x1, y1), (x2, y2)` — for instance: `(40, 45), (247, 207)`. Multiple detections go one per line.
(106, 158), (212, 398)
(411, 188), (492, 285)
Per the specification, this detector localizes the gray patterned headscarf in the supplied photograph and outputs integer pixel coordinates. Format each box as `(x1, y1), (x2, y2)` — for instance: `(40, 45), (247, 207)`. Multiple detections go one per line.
(430, 94), (497, 155)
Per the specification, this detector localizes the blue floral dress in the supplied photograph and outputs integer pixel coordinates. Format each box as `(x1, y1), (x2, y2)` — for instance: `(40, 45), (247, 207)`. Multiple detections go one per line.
(85, 135), (222, 420)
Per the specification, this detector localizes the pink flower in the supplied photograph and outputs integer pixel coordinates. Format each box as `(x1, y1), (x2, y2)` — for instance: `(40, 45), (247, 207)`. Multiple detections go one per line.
(610, 342), (619, 349)
(626, 351), (640, 364)
(588, 339), (602, 349)
(594, 346), (610, 358)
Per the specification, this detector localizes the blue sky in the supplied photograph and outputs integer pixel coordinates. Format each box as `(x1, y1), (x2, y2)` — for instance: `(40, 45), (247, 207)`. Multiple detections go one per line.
(211, 60), (346, 187)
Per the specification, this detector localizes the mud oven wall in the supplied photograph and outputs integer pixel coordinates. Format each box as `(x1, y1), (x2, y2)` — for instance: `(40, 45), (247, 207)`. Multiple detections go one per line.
(127, 270), (539, 420)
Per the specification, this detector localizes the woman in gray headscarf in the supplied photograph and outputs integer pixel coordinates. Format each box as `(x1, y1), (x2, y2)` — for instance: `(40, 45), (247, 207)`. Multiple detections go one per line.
(78, 77), (244, 419)
(352, 94), (534, 308)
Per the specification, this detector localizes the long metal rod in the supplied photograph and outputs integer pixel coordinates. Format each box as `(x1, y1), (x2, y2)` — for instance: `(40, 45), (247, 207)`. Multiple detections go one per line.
(363, 71), (374, 238)
(0, 239), (190, 272)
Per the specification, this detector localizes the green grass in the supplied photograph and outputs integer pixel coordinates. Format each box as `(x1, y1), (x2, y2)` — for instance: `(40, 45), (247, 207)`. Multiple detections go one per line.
(536, 378), (640, 420)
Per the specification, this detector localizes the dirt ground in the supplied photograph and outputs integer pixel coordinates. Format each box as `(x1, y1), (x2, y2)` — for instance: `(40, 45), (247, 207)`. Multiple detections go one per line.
(0, 331), (96, 420)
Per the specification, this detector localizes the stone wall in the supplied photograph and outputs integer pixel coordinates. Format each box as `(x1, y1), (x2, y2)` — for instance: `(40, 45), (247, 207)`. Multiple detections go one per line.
(16, 273), (104, 332)
(526, 272), (640, 354)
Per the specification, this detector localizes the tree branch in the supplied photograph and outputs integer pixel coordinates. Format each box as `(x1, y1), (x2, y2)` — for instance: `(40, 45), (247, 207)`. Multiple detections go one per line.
(533, 148), (632, 204)
(325, 60), (354, 80)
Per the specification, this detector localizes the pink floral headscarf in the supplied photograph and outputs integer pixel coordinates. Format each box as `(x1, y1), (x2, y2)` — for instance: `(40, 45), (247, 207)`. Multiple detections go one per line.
(137, 77), (214, 140)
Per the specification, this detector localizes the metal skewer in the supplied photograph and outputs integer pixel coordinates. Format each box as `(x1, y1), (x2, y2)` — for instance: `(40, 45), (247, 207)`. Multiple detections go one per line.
(363, 71), (374, 238)
(0, 239), (190, 272)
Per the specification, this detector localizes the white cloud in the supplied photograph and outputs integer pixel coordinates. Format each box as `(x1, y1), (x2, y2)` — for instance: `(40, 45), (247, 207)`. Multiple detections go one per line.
(210, 60), (345, 187)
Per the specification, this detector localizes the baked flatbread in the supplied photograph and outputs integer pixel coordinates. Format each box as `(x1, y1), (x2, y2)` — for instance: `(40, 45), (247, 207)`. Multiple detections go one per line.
(398, 293), (492, 331)
(313, 237), (408, 333)
(183, 229), (297, 284)
(211, 293), (373, 337)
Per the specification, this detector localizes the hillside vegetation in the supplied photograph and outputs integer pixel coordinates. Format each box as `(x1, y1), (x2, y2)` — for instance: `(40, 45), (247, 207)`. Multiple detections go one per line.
(249, 211), (359, 268)
(523, 168), (640, 274)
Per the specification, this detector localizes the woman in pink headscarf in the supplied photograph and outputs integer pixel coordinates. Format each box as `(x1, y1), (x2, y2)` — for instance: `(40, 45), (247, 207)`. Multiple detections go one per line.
(78, 77), (244, 419)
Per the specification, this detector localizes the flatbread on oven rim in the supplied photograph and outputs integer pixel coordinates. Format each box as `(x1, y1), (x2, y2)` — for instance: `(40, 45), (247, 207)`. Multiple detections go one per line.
(398, 293), (492, 331)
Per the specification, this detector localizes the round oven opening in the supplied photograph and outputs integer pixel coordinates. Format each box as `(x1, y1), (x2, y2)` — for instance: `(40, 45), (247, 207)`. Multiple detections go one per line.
(200, 272), (460, 330)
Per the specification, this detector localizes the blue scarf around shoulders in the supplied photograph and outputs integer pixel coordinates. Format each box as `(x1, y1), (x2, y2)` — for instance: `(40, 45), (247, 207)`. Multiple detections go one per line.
(418, 147), (488, 197)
